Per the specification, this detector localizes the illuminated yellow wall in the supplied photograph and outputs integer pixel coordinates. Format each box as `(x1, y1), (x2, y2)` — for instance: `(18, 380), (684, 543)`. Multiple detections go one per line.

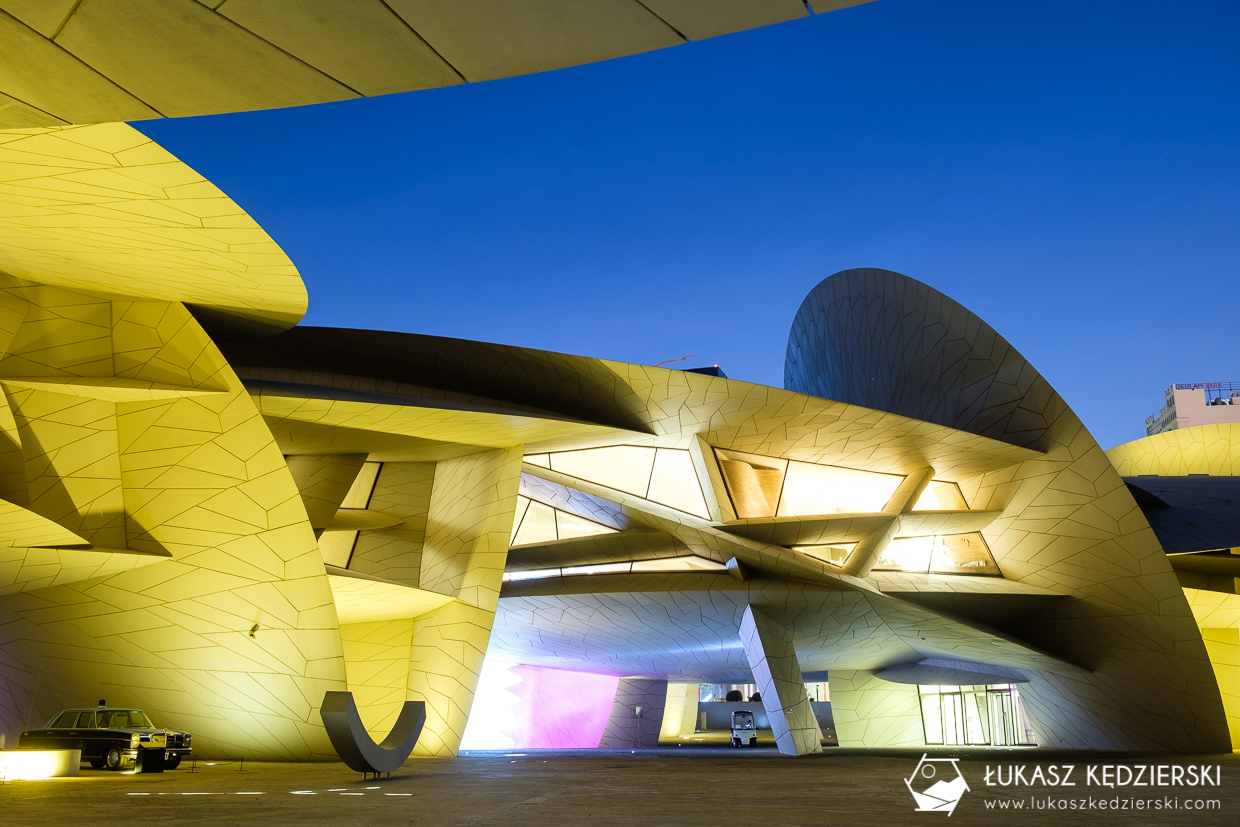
(1200, 628), (1240, 750)
(0, 283), (347, 759)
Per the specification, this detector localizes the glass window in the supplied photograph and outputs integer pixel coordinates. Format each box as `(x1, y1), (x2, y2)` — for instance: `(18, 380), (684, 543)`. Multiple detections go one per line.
(631, 556), (726, 572)
(509, 496), (530, 545)
(964, 691), (989, 745)
(777, 461), (903, 517)
(502, 556), (726, 582)
(921, 694), (944, 744)
(554, 510), (616, 540)
(912, 481), (968, 511)
(509, 498), (616, 546)
(318, 530), (358, 568)
(872, 533), (1001, 576)
(503, 569), (558, 582)
(874, 536), (936, 572)
(792, 544), (857, 566)
(716, 449), (787, 518)
(918, 685), (1036, 746)
(647, 449), (709, 518)
(126, 710), (152, 727)
(513, 501), (557, 546)
(341, 461), (381, 509)
(548, 446), (656, 498)
(49, 712), (78, 728)
(929, 532), (1000, 576)
(805, 682), (830, 702)
(75, 711), (97, 728)
(561, 563), (630, 576)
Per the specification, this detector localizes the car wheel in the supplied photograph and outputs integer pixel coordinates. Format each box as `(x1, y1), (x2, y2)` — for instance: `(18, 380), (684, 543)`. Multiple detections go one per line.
(164, 755), (181, 770)
(749, 737), (757, 747)
(103, 744), (123, 771)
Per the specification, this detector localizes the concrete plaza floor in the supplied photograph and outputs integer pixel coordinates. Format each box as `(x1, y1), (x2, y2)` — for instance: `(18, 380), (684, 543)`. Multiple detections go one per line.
(2, 747), (1237, 826)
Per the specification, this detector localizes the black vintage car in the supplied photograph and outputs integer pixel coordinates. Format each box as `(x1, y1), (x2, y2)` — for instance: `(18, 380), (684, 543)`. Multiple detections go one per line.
(19, 704), (193, 770)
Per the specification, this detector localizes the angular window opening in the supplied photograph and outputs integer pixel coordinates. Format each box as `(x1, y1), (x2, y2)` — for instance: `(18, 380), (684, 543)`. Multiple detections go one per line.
(318, 460), (383, 568)
(715, 449), (906, 518)
(777, 461), (903, 517)
(510, 495), (618, 547)
(873, 532), (1000, 576)
(549, 446), (655, 498)
(319, 530), (358, 568)
(502, 555), (726, 581)
(912, 480), (968, 511)
(538, 446), (709, 518)
(792, 543), (858, 567)
(930, 532), (1000, 575)
(715, 449), (787, 518)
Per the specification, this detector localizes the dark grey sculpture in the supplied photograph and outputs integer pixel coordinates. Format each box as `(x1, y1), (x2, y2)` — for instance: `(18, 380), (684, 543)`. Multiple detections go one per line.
(319, 691), (426, 778)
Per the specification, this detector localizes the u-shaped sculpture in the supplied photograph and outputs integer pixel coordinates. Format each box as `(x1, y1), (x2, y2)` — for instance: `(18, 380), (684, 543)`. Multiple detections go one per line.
(319, 691), (426, 777)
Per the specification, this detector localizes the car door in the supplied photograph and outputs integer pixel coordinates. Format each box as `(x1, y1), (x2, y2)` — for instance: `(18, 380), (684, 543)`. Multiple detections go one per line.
(32, 711), (78, 749)
(74, 711), (104, 758)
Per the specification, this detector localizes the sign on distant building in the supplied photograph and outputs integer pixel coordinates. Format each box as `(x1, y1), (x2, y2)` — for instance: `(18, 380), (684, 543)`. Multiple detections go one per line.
(1145, 382), (1240, 436)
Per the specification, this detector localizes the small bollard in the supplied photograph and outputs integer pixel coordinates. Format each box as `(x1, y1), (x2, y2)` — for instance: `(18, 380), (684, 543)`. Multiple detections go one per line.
(135, 748), (166, 774)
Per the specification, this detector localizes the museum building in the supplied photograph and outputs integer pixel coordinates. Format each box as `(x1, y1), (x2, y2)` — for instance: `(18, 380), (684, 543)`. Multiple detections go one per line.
(0, 1), (1236, 761)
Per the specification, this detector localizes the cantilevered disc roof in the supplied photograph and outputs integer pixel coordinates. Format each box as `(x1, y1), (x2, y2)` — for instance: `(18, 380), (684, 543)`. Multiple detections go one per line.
(0, 124), (306, 333)
(0, 0), (872, 129)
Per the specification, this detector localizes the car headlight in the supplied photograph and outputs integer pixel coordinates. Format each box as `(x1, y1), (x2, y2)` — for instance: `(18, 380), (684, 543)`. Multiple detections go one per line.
(131, 735), (140, 747)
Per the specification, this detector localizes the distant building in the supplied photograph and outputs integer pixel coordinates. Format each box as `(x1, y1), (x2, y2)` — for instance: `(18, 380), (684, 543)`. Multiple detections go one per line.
(1146, 382), (1240, 436)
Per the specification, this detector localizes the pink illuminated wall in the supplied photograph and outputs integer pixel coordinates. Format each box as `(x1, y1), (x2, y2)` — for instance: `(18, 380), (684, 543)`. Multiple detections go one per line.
(460, 660), (620, 750)
(507, 665), (619, 749)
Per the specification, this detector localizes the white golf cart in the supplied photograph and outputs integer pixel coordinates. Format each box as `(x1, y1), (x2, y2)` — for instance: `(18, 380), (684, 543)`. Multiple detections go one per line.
(730, 709), (757, 747)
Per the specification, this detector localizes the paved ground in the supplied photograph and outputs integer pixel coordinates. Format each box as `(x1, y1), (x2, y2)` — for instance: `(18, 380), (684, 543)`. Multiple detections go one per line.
(3, 747), (1237, 826)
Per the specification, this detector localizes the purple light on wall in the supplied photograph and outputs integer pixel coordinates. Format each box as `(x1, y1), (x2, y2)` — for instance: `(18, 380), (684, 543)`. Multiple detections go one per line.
(506, 665), (619, 749)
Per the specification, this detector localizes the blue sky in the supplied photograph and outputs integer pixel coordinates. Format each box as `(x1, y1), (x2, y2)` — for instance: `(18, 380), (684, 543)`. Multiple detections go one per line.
(137, 0), (1240, 451)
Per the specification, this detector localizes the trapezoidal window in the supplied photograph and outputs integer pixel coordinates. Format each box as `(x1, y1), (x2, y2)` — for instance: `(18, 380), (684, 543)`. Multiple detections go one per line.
(792, 543), (858, 567)
(873, 532), (1000, 576)
(539, 446), (709, 519)
(715, 449), (903, 518)
(502, 555), (726, 581)
(715, 449), (786, 518)
(318, 460), (382, 568)
(509, 495), (619, 547)
(912, 480), (968, 511)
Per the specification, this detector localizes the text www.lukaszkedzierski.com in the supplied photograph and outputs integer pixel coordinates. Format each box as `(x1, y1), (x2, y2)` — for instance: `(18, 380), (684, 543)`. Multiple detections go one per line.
(983, 796), (1220, 811)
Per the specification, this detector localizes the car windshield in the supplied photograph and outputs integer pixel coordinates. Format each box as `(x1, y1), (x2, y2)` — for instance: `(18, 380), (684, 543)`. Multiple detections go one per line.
(97, 710), (153, 727)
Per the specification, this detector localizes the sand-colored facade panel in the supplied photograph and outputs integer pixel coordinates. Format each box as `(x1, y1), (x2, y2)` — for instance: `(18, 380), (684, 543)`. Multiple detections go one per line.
(1107, 423), (1240, 477)
(640, 0), (810, 41)
(384, 0), (683, 82)
(0, 126), (307, 332)
(54, 0), (357, 118)
(0, 286), (345, 759)
(217, 0), (463, 96)
(828, 669), (924, 747)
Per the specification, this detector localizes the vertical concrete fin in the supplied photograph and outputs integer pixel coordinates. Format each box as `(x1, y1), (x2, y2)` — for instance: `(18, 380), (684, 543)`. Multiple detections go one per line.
(598, 679), (668, 748)
(739, 605), (822, 755)
(658, 682), (700, 741)
(408, 445), (523, 756)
